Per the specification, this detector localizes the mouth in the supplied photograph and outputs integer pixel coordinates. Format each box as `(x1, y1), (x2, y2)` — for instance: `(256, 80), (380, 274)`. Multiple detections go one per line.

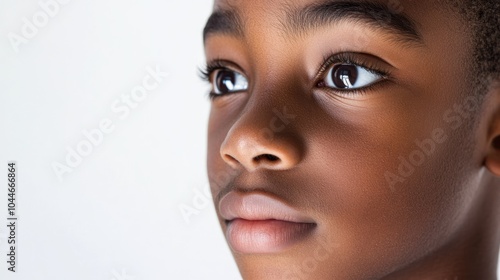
(219, 191), (317, 254)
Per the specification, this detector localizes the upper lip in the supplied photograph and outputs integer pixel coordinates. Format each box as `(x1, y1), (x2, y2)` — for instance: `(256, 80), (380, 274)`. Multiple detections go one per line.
(218, 191), (315, 223)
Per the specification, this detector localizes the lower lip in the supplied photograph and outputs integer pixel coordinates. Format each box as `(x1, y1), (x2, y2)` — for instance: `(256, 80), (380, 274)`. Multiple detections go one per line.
(225, 218), (316, 254)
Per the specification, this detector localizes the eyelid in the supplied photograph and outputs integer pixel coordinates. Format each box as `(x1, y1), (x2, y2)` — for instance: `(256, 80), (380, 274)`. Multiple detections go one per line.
(314, 52), (392, 85)
(200, 59), (247, 82)
(200, 59), (249, 100)
(310, 52), (394, 97)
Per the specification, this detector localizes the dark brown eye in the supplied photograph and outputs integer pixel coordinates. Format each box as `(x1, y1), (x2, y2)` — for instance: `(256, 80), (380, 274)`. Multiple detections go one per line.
(324, 63), (381, 90)
(212, 69), (248, 95)
(331, 64), (358, 88)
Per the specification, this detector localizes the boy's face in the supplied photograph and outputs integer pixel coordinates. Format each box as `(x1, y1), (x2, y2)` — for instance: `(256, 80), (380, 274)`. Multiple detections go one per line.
(204, 0), (492, 278)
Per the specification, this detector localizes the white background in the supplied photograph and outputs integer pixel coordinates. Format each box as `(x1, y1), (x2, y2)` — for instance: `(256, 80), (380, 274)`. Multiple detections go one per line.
(0, 0), (241, 279)
(0, 1), (499, 280)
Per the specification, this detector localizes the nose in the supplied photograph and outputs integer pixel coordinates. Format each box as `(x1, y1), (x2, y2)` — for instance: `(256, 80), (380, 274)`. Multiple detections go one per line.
(219, 105), (303, 172)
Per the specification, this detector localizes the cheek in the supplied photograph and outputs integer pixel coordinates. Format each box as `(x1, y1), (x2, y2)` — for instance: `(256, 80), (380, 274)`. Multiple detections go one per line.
(206, 100), (245, 195)
(306, 88), (481, 274)
(207, 111), (229, 196)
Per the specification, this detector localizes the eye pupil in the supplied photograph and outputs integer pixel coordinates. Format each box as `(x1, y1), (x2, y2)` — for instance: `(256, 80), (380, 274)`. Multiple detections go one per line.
(332, 64), (358, 89)
(216, 70), (236, 93)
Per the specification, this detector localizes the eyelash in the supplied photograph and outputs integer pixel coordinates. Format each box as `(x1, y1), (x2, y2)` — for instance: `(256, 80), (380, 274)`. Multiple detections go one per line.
(199, 60), (225, 82)
(199, 60), (231, 100)
(199, 53), (391, 100)
(315, 52), (391, 96)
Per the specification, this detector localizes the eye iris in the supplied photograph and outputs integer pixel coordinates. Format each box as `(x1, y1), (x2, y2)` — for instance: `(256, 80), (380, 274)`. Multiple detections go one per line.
(332, 64), (358, 89)
(216, 70), (236, 93)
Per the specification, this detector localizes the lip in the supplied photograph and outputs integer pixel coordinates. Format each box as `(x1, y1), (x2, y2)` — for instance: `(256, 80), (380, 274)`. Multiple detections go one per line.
(219, 191), (316, 253)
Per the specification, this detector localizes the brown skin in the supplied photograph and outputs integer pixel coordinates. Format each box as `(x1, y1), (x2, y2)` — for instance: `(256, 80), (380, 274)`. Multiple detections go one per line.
(204, 0), (500, 279)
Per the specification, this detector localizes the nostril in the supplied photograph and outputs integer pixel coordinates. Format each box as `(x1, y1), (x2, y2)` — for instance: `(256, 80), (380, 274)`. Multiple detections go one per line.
(265, 154), (279, 161)
(254, 154), (280, 163)
(224, 154), (239, 164)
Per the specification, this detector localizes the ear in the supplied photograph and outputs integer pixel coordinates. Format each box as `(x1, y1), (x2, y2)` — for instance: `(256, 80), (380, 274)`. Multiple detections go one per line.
(484, 81), (500, 176)
(485, 136), (500, 176)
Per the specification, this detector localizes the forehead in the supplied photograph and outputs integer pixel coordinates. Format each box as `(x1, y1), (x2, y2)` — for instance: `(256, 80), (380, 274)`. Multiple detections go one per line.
(205, 0), (464, 50)
(212, 0), (449, 13)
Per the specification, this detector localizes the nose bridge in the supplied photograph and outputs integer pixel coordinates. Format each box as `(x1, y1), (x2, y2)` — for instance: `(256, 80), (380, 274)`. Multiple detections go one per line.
(219, 79), (304, 172)
(235, 92), (294, 141)
(242, 53), (304, 133)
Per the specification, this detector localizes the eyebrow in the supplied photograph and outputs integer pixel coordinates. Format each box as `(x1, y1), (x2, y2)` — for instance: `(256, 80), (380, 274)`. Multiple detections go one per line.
(203, 1), (424, 47)
(203, 9), (243, 42)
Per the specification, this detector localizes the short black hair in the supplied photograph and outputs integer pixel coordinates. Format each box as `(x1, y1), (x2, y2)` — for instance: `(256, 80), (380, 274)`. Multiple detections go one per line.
(453, 0), (500, 84)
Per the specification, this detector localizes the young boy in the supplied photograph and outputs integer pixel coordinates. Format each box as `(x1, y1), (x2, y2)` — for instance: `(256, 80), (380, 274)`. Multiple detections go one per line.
(202, 0), (500, 279)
